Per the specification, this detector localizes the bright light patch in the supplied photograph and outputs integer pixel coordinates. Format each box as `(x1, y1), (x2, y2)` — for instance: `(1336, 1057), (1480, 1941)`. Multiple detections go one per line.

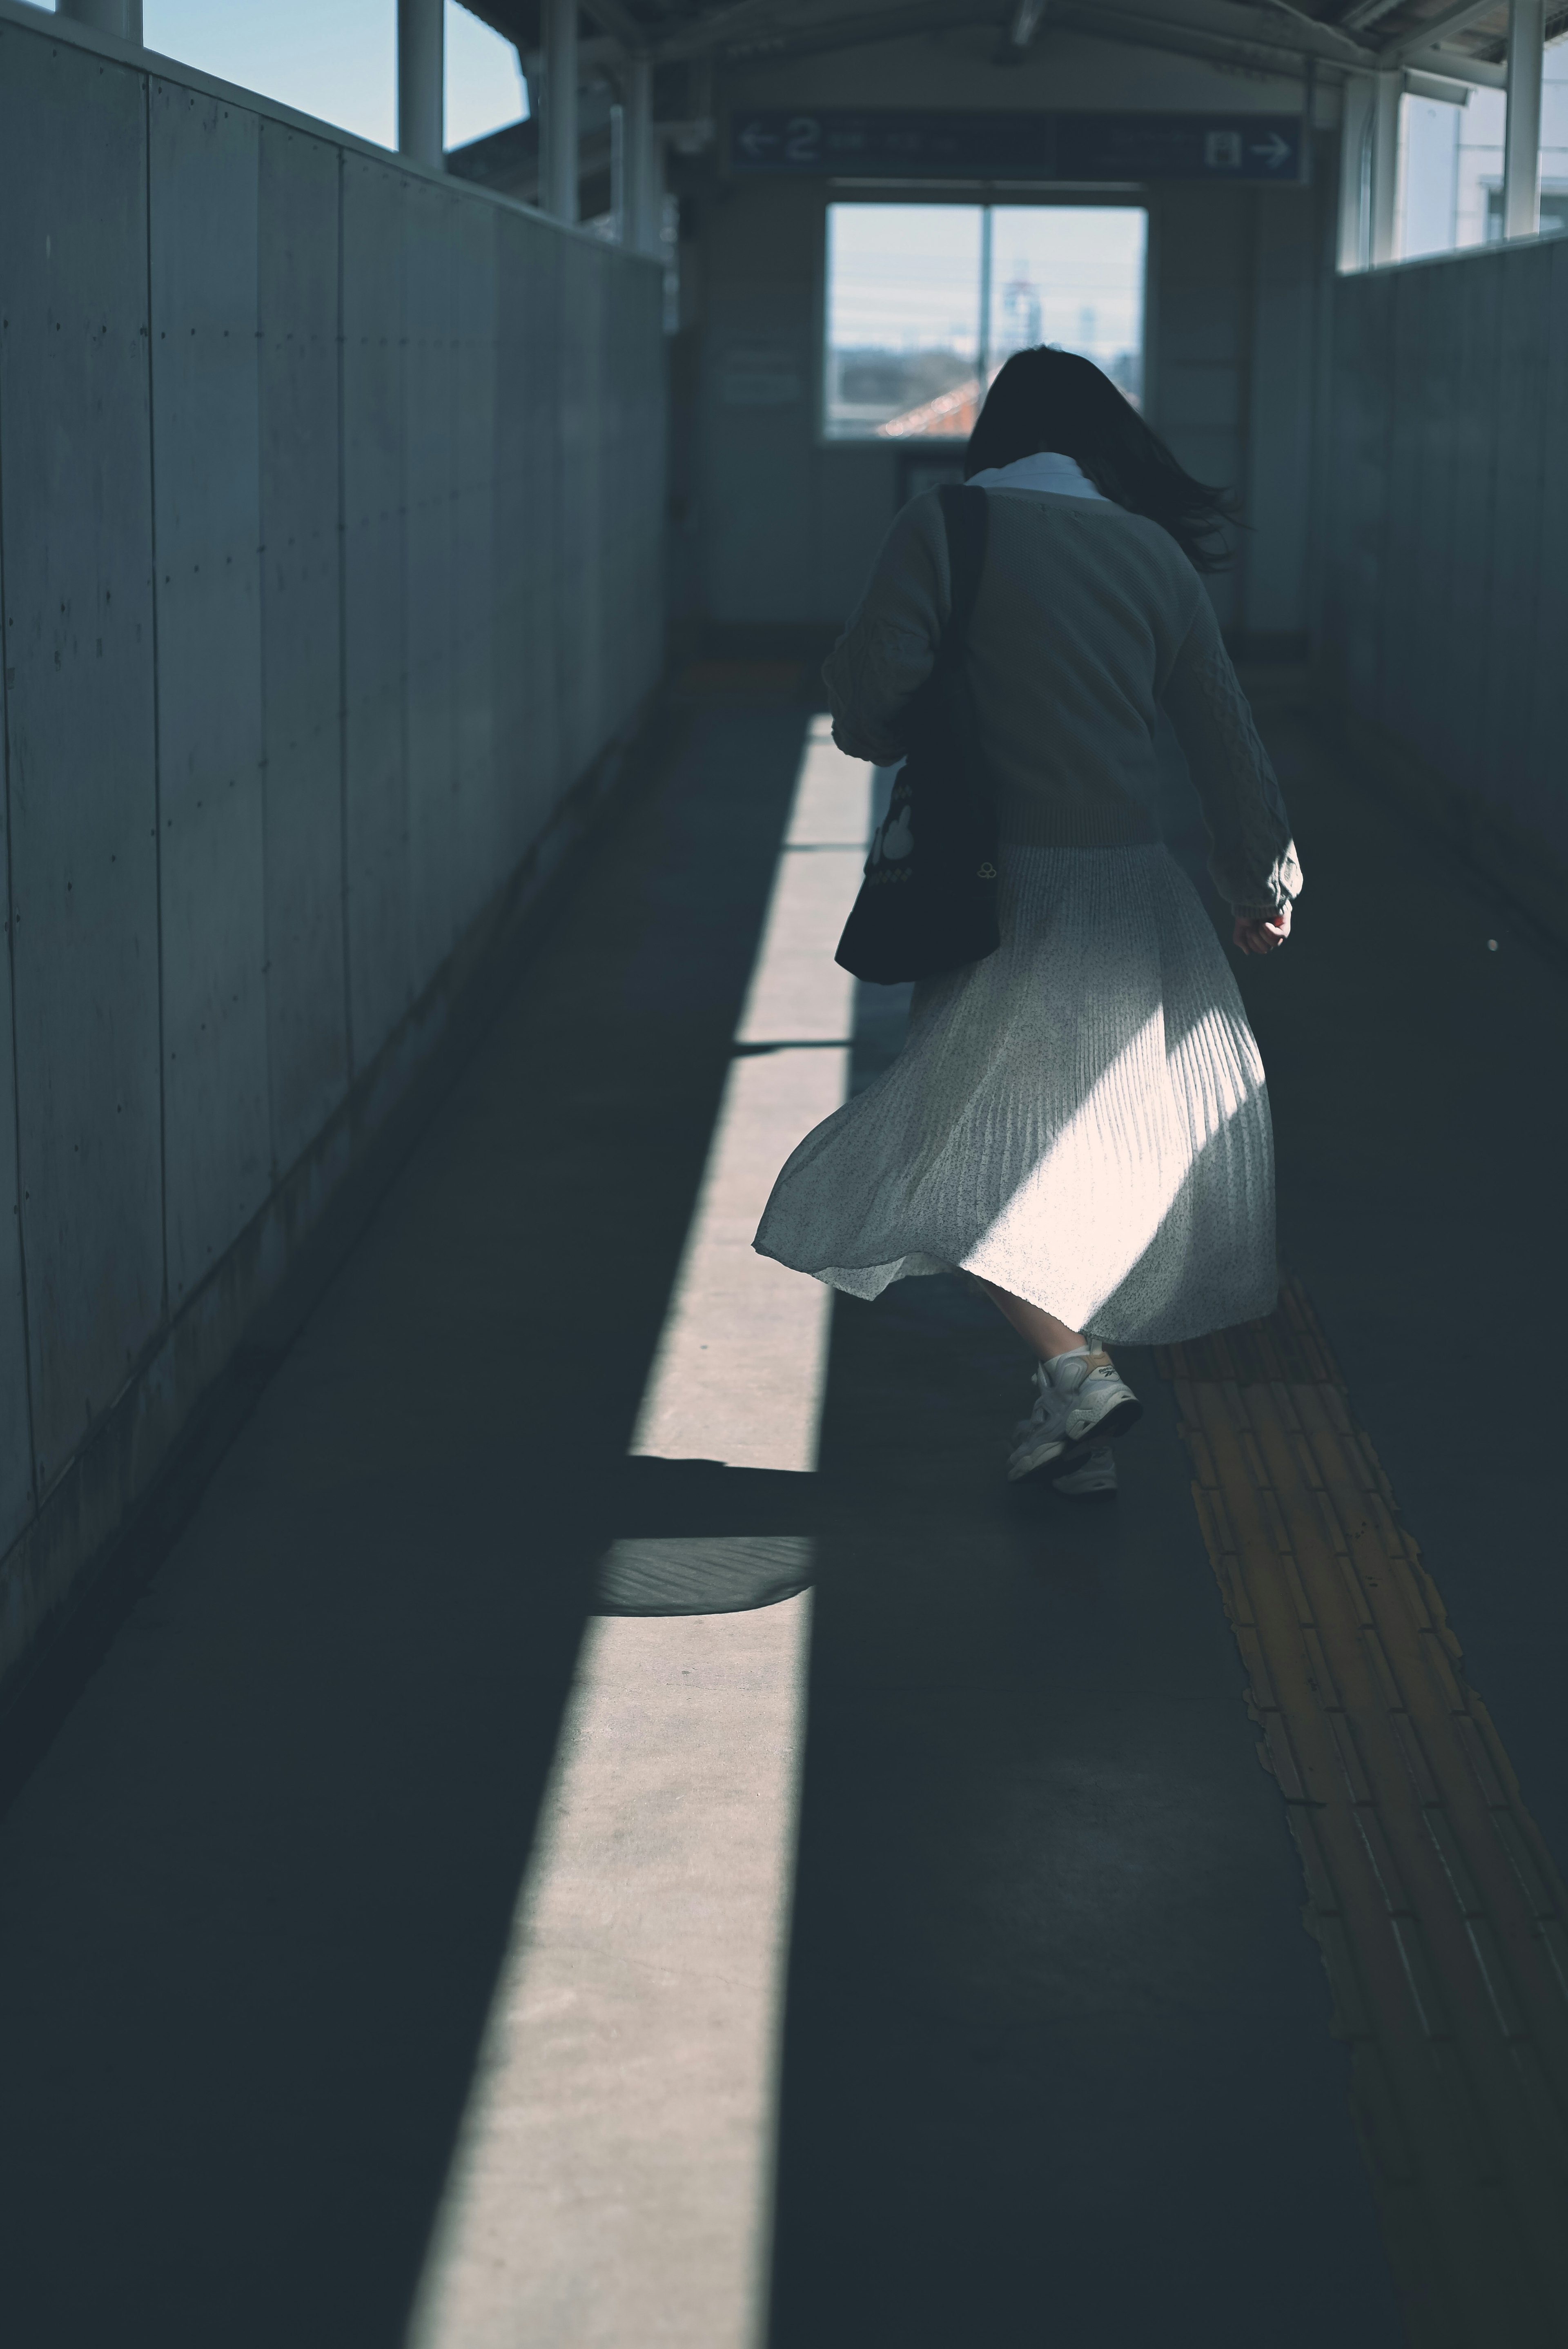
(407, 719), (876, 2348)
(136, 0), (526, 155)
(970, 1005), (1262, 1316)
(444, 0), (526, 151)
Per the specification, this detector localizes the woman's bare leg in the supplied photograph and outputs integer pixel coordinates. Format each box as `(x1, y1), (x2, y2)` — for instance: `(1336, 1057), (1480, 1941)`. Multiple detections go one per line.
(973, 1277), (1087, 1362)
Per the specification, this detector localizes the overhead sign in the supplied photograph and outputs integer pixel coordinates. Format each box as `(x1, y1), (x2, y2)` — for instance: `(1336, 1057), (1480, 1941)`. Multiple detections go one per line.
(730, 110), (1306, 183)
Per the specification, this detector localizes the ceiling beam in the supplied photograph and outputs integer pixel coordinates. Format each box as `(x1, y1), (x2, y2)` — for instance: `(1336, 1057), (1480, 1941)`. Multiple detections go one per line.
(1387, 0), (1506, 56)
(704, 0), (1342, 80)
(1051, 0), (1364, 69)
(658, 0), (995, 60)
(1253, 0), (1379, 58)
(1154, 0), (1379, 62)
(476, 0), (1515, 86)
(1040, 0), (1338, 76)
(1047, 0), (1379, 71)
(1401, 38), (1506, 80)
(610, 0), (1407, 80)
(657, 0), (843, 59)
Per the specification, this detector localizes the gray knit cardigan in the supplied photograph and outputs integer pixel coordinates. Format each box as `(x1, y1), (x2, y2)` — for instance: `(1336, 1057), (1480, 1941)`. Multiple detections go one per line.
(823, 485), (1303, 919)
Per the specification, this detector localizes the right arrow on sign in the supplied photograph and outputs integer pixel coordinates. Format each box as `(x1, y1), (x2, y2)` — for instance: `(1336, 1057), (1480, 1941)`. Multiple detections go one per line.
(1250, 132), (1293, 169)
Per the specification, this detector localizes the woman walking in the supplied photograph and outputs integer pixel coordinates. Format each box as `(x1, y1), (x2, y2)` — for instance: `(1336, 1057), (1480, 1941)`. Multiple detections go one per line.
(753, 348), (1300, 1499)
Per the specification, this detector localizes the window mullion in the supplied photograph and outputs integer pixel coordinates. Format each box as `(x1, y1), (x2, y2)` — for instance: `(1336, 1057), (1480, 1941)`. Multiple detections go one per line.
(978, 203), (993, 399)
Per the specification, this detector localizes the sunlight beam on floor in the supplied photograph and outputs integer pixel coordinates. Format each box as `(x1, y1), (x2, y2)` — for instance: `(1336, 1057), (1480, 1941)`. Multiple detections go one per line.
(406, 716), (875, 2349)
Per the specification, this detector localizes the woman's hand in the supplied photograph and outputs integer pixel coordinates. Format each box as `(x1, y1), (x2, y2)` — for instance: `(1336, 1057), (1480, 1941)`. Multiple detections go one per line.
(1233, 903), (1292, 956)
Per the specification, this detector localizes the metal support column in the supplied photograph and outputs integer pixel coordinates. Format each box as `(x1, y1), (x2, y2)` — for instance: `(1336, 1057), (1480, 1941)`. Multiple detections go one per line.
(1338, 74), (1375, 270)
(541, 0), (580, 225)
(1370, 68), (1401, 264)
(623, 54), (660, 256)
(1503, 0), (1546, 237)
(58, 0), (142, 40)
(398, 0), (444, 171)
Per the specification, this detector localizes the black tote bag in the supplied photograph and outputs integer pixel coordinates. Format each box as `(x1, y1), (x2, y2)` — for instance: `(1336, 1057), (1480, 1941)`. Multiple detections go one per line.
(833, 484), (1000, 987)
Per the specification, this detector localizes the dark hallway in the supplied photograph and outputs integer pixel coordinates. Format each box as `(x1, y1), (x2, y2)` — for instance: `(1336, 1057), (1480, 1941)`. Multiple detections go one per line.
(3, 664), (1567, 2341)
(3, 0), (1568, 2341)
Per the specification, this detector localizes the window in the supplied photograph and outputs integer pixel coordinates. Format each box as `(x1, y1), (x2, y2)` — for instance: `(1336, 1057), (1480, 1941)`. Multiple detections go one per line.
(1395, 38), (1568, 259)
(824, 202), (1146, 443)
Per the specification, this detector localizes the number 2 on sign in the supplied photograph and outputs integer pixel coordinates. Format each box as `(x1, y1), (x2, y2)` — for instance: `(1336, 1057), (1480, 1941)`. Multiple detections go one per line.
(785, 116), (821, 163)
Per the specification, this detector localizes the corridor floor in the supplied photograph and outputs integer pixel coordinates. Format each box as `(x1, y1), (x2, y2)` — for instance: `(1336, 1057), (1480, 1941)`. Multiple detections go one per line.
(0, 666), (1565, 2348)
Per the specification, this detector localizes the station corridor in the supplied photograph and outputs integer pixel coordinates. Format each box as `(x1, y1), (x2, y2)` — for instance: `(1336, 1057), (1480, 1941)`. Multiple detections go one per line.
(1, 664), (1565, 2346)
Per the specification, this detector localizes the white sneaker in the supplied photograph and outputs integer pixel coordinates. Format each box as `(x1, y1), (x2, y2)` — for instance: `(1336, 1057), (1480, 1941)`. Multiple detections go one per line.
(1005, 1347), (1142, 1483)
(1051, 1447), (1117, 1502)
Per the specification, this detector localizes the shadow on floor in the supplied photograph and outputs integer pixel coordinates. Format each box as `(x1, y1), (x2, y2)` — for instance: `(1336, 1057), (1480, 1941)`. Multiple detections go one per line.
(0, 701), (816, 2349)
(2, 671), (1542, 2349)
(765, 1268), (1403, 2349)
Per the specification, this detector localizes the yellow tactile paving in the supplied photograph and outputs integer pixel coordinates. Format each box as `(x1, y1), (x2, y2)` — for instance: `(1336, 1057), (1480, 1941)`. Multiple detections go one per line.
(1157, 1285), (1568, 2349)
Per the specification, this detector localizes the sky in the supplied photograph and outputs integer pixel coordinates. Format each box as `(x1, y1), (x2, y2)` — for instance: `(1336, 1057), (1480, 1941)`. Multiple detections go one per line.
(27, 0), (527, 151)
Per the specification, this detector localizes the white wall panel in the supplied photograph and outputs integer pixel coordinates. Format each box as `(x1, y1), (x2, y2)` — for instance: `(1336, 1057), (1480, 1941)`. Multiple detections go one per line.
(701, 177), (820, 628)
(1378, 267), (1428, 753)
(1442, 257), (1501, 792)
(490, 210), (524, 871)
(149, 81), (270, 1308)
(259, 122), (348, 1177)
(1522, 241), (1568, 825)
(1374, 260), (1432, 752)
(1324, 234), (1568, 868)
(631, 267), (669, 708)
(0, 668), (32, 1553)
(1151, 187), (1249, 633)
(521, 225), (564, 844)
(0, 0), (665, 1607)
(1334, 273), (1391, 714)
(1244, 186), (1321, 640)
(0, 28), (163, 1494)
(491, 209), (546, 875)
(585, 249), (615, 764)
(342, 155), (411, 1073)
(404, 178), (460, 998)
(1479, 250), (1543, 802)
(452, 198), (498, 937)
(631, 266), (669, 707)
(556, 250), (596, 787)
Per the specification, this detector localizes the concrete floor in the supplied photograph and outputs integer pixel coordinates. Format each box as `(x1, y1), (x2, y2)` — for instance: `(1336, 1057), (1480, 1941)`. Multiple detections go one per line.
(0, 668), (1561, 2346)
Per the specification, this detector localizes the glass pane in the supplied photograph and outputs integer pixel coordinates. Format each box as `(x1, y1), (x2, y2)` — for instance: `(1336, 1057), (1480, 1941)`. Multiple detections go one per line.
(1400, 39), (1568, 258)
(1399, 95), (1461, 259)
(987, 207), (1147, 406)
(824, 203), (983, 441)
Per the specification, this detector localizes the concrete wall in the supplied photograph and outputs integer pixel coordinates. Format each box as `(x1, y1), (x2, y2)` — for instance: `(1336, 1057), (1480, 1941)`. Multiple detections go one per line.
(1317, 233), (1568, 920)
(0, 7), (665, 1688)
(687, 25), (1337, 646)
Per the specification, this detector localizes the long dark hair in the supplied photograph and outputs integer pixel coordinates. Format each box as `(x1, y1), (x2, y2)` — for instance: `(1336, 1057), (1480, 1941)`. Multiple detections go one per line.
(963, 347), (1237, 573)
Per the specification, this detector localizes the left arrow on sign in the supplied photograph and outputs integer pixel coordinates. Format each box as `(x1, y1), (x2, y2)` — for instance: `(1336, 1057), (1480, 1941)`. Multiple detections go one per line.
(738, 122), (781, 158)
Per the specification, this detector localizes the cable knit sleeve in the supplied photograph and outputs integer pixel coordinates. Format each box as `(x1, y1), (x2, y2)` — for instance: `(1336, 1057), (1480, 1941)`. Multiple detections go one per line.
(1161, 593), (1303, 917)
(821, 493), (951, 765)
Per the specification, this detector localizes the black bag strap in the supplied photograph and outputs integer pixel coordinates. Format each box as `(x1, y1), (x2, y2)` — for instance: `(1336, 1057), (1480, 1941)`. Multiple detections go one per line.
(934, 483), (988, 669)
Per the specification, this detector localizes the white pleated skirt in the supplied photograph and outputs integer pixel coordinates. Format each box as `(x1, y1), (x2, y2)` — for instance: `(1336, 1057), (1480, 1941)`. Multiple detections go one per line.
(752, 842), (1278, 1347)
